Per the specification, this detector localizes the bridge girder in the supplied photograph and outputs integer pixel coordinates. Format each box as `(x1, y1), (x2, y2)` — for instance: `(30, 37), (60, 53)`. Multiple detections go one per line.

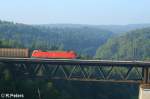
(0, 58), (149, 83)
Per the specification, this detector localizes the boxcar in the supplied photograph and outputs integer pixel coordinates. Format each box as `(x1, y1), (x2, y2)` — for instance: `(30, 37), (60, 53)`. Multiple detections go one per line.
(0, 48), (29, 58)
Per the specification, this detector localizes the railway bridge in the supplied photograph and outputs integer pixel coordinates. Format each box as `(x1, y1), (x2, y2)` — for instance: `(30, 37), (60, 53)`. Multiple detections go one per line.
(0, 57), (150, 83)
(0, 57), (150, 99)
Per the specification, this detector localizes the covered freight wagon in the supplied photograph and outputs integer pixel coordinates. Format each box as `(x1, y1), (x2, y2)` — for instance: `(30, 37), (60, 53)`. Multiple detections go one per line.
(0, 48), (29, 58)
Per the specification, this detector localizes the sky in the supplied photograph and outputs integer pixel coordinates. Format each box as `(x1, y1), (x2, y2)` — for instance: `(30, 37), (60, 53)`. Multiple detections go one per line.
(0, 0), (150, 25)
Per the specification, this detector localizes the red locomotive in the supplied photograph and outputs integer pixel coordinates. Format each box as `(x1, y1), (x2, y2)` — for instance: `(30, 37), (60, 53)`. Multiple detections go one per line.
(31, 50), (77, 59)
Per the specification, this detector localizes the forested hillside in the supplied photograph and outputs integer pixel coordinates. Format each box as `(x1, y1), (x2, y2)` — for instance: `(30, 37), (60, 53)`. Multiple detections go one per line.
(0, 20), (113, 56)
(40, 24), (150, 34)
(96, 24), (150, 34)
(95, 28), (150, 60)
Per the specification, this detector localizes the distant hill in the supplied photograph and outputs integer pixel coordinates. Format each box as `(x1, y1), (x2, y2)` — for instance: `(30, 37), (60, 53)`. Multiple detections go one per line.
(96, 24), (150, 34)
(0, 20), (113, 56)
(95, 28), (150, 60)
(40, 23), (150, 34)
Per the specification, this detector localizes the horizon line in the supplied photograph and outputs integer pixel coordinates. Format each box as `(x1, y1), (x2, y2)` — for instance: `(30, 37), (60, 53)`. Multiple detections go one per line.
(0, 19), (150, 26)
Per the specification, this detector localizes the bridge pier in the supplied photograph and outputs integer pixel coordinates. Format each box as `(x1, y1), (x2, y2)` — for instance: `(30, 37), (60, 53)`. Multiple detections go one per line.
(139, 84), (150, 99)
(139, 67), (150, 99)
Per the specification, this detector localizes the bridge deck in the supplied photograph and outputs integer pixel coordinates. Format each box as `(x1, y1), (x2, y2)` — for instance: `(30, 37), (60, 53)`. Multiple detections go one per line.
(0, 57), (149, 67)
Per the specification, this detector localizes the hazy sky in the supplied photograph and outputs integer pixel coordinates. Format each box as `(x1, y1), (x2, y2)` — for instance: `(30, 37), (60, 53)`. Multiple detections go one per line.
(0, 0), (150, 25)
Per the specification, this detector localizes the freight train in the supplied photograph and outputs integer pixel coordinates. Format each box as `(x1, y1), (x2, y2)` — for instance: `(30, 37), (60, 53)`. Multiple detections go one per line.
(0, 48), (77, 59)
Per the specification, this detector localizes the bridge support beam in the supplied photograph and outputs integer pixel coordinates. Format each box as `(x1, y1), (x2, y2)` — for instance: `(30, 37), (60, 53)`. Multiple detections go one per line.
(143, 68), (149, 84)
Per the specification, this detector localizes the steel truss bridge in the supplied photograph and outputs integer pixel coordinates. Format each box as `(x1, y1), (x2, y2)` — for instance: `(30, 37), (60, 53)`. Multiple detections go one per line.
(0, 58), (150, 84)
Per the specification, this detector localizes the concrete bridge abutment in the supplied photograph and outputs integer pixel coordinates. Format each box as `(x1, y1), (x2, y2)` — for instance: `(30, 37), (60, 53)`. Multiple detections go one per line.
(139, 84), (150, 99)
